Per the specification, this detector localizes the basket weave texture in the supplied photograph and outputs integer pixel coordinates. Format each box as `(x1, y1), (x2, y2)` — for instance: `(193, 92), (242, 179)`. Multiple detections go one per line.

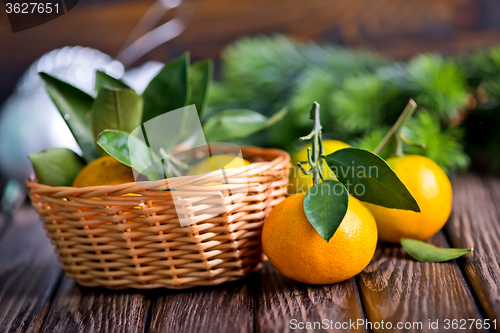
(27, 146), (290, 289)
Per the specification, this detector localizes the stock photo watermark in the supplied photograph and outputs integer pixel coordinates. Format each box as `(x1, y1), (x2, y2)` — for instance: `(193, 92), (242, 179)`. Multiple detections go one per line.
(290, 318), (497, 331)
(288, 163), (380, 196)
(3, 0), (79, 32)
(128, 105), (249, 227)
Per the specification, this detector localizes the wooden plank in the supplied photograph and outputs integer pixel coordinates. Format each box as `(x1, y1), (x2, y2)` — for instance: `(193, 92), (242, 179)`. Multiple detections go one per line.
(255, 261), (367, 333)
(446, 175), (500, 331)
(41, 277), (150, 333)
(358, 233), (484, 333)
(149, 279), (253, 333)
(0, 207), (61, 333)
(487, 176), (500, 219)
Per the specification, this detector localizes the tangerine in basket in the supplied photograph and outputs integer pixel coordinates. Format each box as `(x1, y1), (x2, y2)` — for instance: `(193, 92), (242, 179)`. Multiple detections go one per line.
(262, 193), (377, 284)
(72, 156), (135, 187)
(187, 154), (251, 176)
(364, 155), (452, 243)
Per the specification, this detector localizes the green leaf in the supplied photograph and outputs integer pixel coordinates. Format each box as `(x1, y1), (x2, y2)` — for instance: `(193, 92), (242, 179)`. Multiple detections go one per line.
(401, 238), (473, 262)
(190, 60), (213, 118)
(97, 129), (162, 181)
(28, 148), (85, 186)
(303, 180), (349, 242)
(325, 148), (420, 212)
(142, 53), (190, 123)
(91, 88), (143, 140)
(203, 108), (287, 142)
(97, 129), (148, 167)
(94, 70), (130, 95)
(39, 72), (101, 163)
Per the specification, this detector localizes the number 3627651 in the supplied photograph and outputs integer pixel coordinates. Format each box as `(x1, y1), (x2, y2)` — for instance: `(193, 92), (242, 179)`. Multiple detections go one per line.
(5, 2), (60, 14)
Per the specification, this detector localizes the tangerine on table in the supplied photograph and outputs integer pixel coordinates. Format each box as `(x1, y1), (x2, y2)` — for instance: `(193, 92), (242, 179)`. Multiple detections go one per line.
(365, 155), (452, 243)
(262, 192), (377, 284)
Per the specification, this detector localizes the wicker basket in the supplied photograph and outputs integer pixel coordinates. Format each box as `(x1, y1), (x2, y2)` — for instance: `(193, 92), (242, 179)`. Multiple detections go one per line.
(27, 146), (290, 289)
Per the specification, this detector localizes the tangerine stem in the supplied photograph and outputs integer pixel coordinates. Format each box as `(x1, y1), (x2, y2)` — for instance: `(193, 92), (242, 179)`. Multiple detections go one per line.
(374, 99), (417, 156)
(298, 102), (325, 186)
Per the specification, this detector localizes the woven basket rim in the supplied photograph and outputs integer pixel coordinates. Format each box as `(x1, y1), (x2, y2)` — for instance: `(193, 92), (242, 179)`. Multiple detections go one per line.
(26, 145), (290, 193)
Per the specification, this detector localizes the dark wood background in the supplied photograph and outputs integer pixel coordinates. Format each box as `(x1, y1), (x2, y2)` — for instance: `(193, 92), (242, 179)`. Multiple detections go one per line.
(2, 0), (500, 105)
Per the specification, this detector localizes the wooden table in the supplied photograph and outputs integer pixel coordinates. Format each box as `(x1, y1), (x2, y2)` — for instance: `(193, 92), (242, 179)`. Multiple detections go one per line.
(1, 174), (499, 333)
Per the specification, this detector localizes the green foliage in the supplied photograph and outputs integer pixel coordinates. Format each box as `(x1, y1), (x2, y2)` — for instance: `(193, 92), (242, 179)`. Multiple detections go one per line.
(91, 88), (143, 140)
(209, 35), (306, 113)
(458, 48), (500, 86)
(401, 238), (473, 262)
(303, 180), (348, 242)
(37, 36), (500, 180)
(39, 73), (102, 163)
(36, 51), (286, 185)
(203, 108), (287, 142)
(94, 71), (130, 95)
(403, 110), (470, 173)
(142, 53), (190, 123)
(352, 127), (394, 160)
(97, 130), (163, 181)
(459, 48), (500, 107)
(280, 67), (340, 149)
(209, 35), (485, 174)
(290, 67), (337, 124)
(406, 55), (468, 120)
(28, 148), (85, 186)
(325, 148), (420, 212)
(190, 60), (213, 117)
(209, 35), (386, 115)
(454, 48), (500, 175)
(332, 74), (398, 131)
(299, 104), (420, 242)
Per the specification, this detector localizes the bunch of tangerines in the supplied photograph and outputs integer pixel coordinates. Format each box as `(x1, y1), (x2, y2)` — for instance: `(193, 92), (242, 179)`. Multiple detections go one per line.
(31, 54), (473, 286)
(40, 93), (472, 286)
(262, 100), (472, 285)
